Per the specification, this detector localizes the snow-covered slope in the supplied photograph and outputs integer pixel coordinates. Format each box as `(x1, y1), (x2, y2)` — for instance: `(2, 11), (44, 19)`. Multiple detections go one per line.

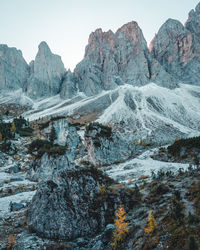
(1, 82), (200, 144)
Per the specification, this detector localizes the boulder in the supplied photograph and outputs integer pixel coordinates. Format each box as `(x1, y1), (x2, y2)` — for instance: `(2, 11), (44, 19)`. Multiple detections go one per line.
(27, 165), (136, 240)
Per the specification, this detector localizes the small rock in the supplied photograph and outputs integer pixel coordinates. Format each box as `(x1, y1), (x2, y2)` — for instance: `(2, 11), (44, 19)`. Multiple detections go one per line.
(8, 165), (20, 173)
(10, 177), (24, 182)
(10, 202), (25, 212)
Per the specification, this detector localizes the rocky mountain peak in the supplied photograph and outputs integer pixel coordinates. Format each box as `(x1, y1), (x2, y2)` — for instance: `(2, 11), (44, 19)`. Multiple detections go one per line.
(150, 14), (200, 85)
(26, 41), (66, 99)
(185, 2), (200, 38)
(38, 41), (52, 54)
(0, 44), (29, 91)
(116, 21), (145, 45)
(85, 28), (115, 57)
(195, 2), (200, 12)
(159, 19), (186, 38)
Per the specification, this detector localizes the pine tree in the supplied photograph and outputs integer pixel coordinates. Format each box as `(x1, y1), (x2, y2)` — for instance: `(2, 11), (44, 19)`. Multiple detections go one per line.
(10, 122), (16, 133)
(188, 235), (198, 250)
(8, 234), (15, 248)
(144, 210), (157, 234)
(0, 132), (2, 141)
(112, 205), (129, 249)
(49, 124), (57, 144)
(99, 183), (106, 195)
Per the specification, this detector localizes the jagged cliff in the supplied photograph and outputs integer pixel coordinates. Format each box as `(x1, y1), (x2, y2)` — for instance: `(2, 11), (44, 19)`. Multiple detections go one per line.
(26, 41), (66, 98)
(0, 45), (29, 91)
(150, 2), (200, 85)
(73, 21), (175, 97)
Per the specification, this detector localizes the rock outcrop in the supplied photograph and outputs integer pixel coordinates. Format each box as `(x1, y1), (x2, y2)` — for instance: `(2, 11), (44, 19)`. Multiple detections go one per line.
(185, 2), (200, 38)
(60, 70), (77, 99)
(74, 21), (175, 97)
(27, 165), (136, 240)
(27, 118), (85, 181)
(0, 45), (29, 91)
(27, 154), (70, 182)
(85, 122), (132, 165)
(26, 41), (66, 98)
(150, 17), (200, 85)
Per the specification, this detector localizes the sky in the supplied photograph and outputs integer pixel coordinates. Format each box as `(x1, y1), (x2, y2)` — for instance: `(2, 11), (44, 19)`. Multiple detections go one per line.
(0, 0), (199, 70)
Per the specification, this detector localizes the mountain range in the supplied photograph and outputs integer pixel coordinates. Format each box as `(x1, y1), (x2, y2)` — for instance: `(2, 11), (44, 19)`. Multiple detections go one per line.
(2, 3), (200, 249)
(1, 2), (200, 143)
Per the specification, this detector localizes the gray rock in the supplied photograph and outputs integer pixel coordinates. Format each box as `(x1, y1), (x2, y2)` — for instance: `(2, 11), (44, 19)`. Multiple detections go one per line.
(0, 44), (29, 91)
(185, 2), (200, 38)
(27, 153), (70, 182)
(85, 123), (132, 166)
(74, 21), (174, 97)
(87, 224), (114, 250)
(44, 118), (85, 160)
(7, 165), (20, 173)
(10, 177), (24, 182)
(26, 41), (66, 98)
(27, 118), (85, 181)
(150, 18), (200, 85)
(10, 202), (25, 212)
(60, 70), (77, 99)
(27, 165), (136, 240)
(76, 237), (88, 247)
(74, 57), (103, 96)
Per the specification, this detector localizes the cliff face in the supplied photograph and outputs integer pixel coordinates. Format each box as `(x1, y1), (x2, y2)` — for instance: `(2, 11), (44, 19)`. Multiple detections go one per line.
(2, 2), (200, 99)
(74, 21), (174, 97)
(150, 11), (200, 85)
(185, 2), (200, 38)
(0, 45), (29, 91)
(26, 41), (66, 99)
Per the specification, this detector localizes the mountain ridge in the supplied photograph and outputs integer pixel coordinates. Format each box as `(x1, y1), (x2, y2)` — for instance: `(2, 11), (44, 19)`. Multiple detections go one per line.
(1, 2), (200, 144)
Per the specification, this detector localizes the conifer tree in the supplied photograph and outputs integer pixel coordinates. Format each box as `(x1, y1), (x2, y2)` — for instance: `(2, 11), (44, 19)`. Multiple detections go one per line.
(10, 122), (16, 133)
(112, 205), (129, 249)
(49, 124), (57, 144)
(144, 210), (157, 234)
(8, 234), (15, 248)
(0, 132), (2, 141)
(99, 183), (106, 195)
(188, 235), (198, 250)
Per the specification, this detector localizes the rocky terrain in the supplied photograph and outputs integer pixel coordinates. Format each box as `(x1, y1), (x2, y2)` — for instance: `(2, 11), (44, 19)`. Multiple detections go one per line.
(0, 118), (200, 249)
(1, 1), (200, 250)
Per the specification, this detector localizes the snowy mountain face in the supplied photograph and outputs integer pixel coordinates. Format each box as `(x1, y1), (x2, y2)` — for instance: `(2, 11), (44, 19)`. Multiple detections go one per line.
(0, 4), (200, 141)
(0, 4), (200, 147)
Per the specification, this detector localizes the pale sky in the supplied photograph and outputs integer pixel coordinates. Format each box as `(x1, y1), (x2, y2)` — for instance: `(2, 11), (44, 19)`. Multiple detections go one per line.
(0, 0), (199, 70)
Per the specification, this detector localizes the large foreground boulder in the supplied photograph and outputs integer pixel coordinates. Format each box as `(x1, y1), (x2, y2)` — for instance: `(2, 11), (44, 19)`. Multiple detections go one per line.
(27, 165), (136, 240)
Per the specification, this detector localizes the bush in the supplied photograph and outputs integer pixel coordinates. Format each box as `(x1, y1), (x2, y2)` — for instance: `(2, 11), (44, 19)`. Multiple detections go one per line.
(28, 139), (67, 157)
(170, 198), (184, 222)
(0, 121), (12, 140)
(17, 127), (33, 137)
(38, 145), (67, 157)
(150, 183), (169, 196)
(188, 235), (199, 250)
(86, 122), (112, 139)
(28, 139), (52, 153)
(168, 136), (200, 157)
